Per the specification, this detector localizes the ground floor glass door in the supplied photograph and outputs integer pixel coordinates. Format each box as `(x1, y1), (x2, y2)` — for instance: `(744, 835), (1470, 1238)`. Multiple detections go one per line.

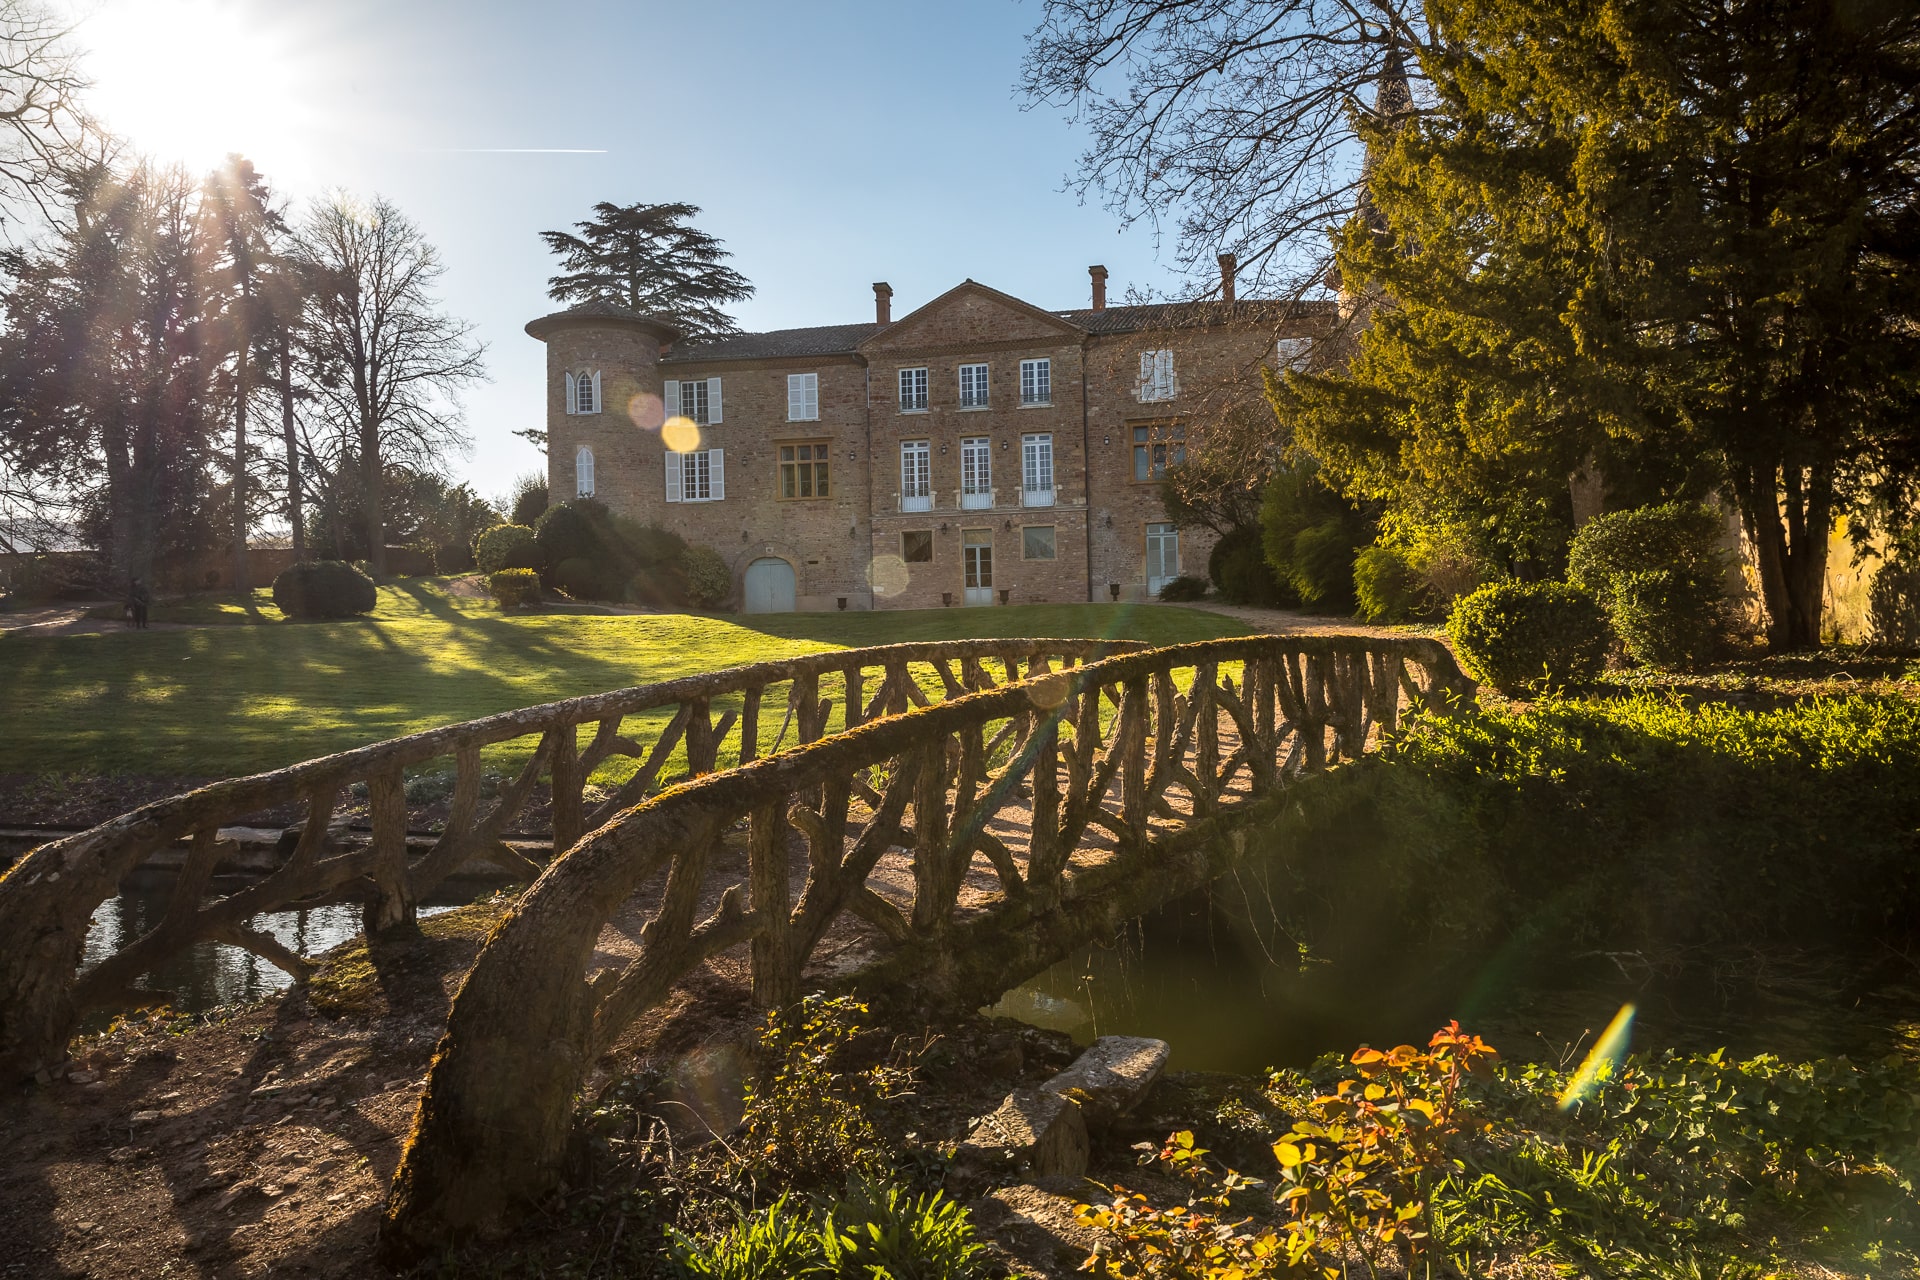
(962, 531), (994, 606)
(1146, 523), (1179, 596)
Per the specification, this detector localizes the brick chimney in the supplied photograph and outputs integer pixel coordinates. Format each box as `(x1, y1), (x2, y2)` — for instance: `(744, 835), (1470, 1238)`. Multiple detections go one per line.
(1218, 253), (1237, 303)
(1089, 264), (1109, 311)
(873, 282), (893, 325)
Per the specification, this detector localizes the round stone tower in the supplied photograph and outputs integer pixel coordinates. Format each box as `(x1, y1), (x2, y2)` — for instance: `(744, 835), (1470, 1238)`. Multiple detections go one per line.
(524, 302), (682, 520)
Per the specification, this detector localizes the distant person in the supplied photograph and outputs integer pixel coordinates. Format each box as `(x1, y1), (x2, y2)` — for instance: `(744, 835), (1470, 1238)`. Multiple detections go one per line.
(128, 577), (149, 630)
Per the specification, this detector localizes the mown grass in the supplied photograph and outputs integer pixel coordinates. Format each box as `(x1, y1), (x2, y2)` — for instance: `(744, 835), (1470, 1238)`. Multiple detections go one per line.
(1, 578), (1248, 779)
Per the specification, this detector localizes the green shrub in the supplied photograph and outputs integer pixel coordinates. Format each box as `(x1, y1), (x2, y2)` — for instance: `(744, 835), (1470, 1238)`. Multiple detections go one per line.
(618, 518), (688, 569)
(1568, 502), (1729, 668)
(1869, 532), (1920, 646)
(487, 567), (541, 608)
(1289, 521), (1358, 610)
(533, 500), (606, 566)
(1260, 460), (1367, 612)
(1158, 574), (1210, 602)
(552, 555), (626, 601)
(1353, 544), (1425, 622)
(1208, 525), (1292, 606)
(509, 474), (548, 527)
(1446, 580), (1608, 695)
(432, 542), (474, 574)
(683, 544), (732, 609)
(669, 1182), (989, 1280)
(270, 560), (377, 619)
(473, 523), (541, 575)
(1260, 695), (1920, 962)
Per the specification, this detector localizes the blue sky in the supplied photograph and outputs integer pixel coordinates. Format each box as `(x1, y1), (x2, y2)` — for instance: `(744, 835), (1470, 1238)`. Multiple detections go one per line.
(71, 0), (1201, 502)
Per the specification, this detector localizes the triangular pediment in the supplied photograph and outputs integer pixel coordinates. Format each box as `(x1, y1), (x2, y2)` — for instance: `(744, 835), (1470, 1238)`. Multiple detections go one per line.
(858, 280), (1086, 354)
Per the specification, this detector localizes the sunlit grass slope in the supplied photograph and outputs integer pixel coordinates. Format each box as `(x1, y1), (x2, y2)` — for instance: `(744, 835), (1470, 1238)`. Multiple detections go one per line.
(2, 579), (1248, 778)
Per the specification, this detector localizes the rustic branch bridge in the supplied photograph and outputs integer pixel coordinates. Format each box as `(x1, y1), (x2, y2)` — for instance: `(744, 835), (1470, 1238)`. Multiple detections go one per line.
(0, 633), (1471, 1257)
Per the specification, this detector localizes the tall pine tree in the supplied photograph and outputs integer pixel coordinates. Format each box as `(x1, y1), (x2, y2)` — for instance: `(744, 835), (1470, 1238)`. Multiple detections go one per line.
(540, 201), (753, 337)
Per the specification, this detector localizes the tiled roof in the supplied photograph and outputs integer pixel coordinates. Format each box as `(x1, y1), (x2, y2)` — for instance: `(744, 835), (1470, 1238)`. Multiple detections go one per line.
(1056, 299), (1337, 334)
(525, 301), (681, 341)
(664, 322), (883, 364)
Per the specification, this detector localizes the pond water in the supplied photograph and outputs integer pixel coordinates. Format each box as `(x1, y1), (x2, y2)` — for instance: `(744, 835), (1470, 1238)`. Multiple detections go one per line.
(82, 870), (489, 1017)
(986, 876), (1903, 1074)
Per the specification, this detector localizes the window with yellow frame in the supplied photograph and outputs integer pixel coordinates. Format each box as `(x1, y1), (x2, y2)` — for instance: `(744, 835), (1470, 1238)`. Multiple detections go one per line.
(778, 442), (831, 498)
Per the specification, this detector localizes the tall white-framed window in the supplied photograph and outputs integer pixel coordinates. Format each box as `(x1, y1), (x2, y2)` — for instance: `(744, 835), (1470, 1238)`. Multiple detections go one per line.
(900, 440), (932, 512)
(564, 370), (601, 415)
(1275, 337), (1313, 371)
(1021, 433), (1054, 507)
(663, 448), (725, 503)
(1136, 350), (1177, 402)
(787, 372), (819, 421)
(663, 377), (723, 425)
(958, 363), (989, 408)
(898, 367), (929, 412)
(1019, 358), (1051, 406)
(960, 437), (992, 509)
(575, 445), (595, 498)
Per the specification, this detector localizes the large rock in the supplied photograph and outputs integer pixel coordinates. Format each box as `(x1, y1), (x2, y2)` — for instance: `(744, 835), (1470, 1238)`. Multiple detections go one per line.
(1040, 1035), (1169, 1127)
(957, 1086), (1089, 1178)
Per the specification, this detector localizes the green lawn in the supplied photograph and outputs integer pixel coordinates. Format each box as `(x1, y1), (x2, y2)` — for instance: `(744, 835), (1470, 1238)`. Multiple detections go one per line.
(3, 579), (1248, 779)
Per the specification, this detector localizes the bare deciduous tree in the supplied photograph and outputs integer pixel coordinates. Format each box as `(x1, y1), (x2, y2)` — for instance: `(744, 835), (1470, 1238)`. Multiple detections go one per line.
(296, 193), (485, 576)
(0, 1), (95, 226)
(1021, 0), (1427, 299)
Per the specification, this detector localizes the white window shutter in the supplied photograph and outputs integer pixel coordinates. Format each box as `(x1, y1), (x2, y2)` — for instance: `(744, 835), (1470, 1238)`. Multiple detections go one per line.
(1137, 352), (1152, 399)
(787, 374), (799, 421)
(707, 377), (723, 424)
(663, 379), (680, 419)
(590, 371), (602, 414)
(564, 371), (577, 415)
(1156, 350), (1175, 397)
(664, 450), (682, 502)
(710, 449), (725, 500)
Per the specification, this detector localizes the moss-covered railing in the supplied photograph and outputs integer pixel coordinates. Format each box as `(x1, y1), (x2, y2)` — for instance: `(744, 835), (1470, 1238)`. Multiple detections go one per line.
(379, 634), (1471, 1257)
(0, 638), (1133, 1083)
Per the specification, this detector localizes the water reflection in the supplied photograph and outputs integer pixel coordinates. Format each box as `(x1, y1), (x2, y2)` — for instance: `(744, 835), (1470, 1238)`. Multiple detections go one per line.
(990, 889), (1463, 1074)
(82, 869), (485, 1015)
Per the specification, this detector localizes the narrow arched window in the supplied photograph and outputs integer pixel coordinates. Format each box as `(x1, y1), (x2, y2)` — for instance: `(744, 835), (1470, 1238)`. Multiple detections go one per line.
(575, 445), (595, 498)
(575, 370), (600, 414)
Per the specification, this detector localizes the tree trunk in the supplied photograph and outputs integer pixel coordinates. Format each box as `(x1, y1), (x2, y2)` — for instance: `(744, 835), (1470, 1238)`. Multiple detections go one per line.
(1732, 460), (1831, 650)
(361, 414), (384, 576)
(232, 361), (250, 593)
(281, 340), (304, 562)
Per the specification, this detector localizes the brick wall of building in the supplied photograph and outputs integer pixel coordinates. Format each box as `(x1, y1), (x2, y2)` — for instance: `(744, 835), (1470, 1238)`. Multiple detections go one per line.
(530, 285), (1335, 612)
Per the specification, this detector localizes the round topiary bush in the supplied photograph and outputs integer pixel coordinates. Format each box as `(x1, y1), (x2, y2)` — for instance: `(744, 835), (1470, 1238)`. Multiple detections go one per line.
(271, 560), (377, 620)
(1567, 502), (1729, 668)
(682, 544), (733, 609)
(1446, 580), (1609, 696)
(1208, 525), (1291, 606)
(474, 523), (541, 575)
(1354, 544), (1425, 622)
(487, 567), (542, 608)
(1157, 574), (1210, 602)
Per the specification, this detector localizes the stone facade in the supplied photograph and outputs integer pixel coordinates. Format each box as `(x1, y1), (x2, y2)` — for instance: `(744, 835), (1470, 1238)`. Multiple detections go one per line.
(531, 277), (1330, 611)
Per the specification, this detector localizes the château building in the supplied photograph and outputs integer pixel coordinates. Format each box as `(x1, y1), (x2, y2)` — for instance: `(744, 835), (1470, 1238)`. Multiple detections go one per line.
(528, 260), (1330, 612)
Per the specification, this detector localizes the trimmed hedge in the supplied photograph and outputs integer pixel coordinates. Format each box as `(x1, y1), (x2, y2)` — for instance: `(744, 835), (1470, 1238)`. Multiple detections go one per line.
(1157, 574), (1210, 602)
(1447, 580), (1609, 696)
(271, 560), (377, 620)
(1209, 525), (1291, 606)
(487, 568), (542, 608)
(474, 524), (541, 575)
(552, 556), (625, 602)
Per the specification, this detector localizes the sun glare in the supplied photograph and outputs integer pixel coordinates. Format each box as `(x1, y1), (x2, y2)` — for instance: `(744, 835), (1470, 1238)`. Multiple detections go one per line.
(77, 0), (320, 176)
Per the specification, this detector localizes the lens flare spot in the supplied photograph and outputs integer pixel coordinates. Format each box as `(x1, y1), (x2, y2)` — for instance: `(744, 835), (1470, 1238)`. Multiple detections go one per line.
(1558, 1003), (1636, 1111)
(1025, 672), (1071, 710)
(866, 555), (909, 597)
(662, 417), (703, 452)
(628, 392), (665, 430)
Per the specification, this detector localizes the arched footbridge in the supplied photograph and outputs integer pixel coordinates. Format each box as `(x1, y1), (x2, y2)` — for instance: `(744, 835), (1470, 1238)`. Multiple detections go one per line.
(0, 633), (1471, 1256)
